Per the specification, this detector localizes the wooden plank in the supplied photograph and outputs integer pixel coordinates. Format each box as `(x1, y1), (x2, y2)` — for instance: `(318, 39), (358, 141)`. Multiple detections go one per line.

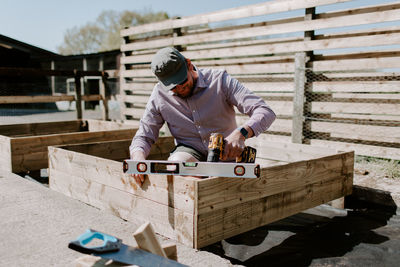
(318, 2), (400, 20)
(0, 120), (83, 137)
(312, 81), (400, 93)
(122, 8), (400, 51)
(123, 100), (293, 120)
(246, 137), (338, 158)
(331, 113), (400, 122)
(313, 56), (400, 72)
(10, 128), (137, 172)
(310, 139), (400, 160)
(196, 151), (353, 215)
(120, 0), (352, 37)
(86, 119), (137, 131)
(133, 222), (167, 257)
(81, 94), (102, 101)
(236, 117), (292, 134)
(196, 173), (353, 248)
(311, 102), (400, 115)
(122, 62), (295, 78)
(331, 93), (400, 101)
(121, 82), (295, 95)
(49, 168), (195, 246)
(0, 95), (74, 104)
(0, 135), (11, 172)
(48, 138), (194, 214)
(121, 32), (400, 64)
(0, 67), (103, 77)
(122, 108), (145, 120)
(311, 121), (400, 143)
(121, 82), (155, 91)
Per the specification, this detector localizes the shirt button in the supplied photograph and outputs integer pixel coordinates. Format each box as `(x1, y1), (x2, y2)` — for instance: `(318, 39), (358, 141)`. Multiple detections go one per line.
(193, 110), (196, 113)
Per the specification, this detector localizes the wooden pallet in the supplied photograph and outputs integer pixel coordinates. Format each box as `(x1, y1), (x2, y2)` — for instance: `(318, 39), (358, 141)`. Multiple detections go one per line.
(49, 135), (353, 248)
(0, 119), (137, 173)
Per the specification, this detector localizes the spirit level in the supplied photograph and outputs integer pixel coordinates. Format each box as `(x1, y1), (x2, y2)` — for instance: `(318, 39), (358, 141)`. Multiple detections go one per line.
(123, 160), (260, 178)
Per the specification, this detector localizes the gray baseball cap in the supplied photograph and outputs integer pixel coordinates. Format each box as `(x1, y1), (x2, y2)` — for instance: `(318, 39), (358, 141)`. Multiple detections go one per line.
(151, 47), (188, 90)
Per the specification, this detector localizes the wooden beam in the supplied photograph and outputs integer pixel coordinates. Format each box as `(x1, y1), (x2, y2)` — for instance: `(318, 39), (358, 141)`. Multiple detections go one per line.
(133, 222), (167, 257)
(0, 67), (103, 77)
(196, 151), (353, 215)
(121, 8), (400, 51)
(292, 52), (307, 143)
(120, 0), (353, 37)
(121, 32), (400, 64)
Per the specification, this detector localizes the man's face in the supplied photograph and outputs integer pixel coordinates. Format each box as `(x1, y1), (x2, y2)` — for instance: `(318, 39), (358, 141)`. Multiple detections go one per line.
(171, 70), (194, 98)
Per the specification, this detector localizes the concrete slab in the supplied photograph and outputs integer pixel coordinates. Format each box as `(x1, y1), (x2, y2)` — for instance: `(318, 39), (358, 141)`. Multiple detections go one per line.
(0, 170), (236, 266)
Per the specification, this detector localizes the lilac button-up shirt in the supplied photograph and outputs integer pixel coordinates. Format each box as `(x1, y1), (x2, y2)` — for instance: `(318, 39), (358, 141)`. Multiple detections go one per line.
(130, 67), (276, 157)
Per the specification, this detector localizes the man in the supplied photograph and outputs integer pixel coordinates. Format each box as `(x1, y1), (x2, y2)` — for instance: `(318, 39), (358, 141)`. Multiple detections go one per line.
(130, 47), (276, 186)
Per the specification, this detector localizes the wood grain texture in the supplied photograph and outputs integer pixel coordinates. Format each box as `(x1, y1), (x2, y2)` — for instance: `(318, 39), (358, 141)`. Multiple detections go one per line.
(49, 168), (195, 246)
(1, 120), (137, 173)
(196, 151), (354, 214)
(196, 174), (353, 248)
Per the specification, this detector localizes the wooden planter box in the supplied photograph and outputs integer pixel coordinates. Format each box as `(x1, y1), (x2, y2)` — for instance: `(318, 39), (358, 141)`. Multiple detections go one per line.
(48, 136), (354, 248)
(0, 119), (137, 173)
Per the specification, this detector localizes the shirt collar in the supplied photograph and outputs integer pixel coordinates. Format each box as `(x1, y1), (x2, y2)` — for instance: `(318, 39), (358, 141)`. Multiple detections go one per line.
(192, 65), (206, 94)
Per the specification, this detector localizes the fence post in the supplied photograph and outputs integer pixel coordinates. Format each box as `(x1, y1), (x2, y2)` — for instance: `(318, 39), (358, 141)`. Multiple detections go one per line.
(292, 8), (315, 144)
(74, 70), (82, 120)
(100, 71), (110, 121)
(292, 52), (307, 144)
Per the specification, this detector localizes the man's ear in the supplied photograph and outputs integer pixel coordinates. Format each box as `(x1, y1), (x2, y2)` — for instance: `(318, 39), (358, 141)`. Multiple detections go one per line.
(186, 58), (192, 70)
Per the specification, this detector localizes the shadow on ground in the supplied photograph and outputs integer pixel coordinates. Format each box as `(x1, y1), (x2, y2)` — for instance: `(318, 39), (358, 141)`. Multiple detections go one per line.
(202, 195), (399, 267)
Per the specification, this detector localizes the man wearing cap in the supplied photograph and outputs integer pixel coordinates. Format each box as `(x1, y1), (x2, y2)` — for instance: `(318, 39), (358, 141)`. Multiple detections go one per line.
(130, 47), (276, 186)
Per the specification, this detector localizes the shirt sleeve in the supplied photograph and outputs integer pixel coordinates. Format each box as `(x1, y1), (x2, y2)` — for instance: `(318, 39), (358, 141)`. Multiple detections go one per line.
(221, 71), (276, 136)
(129, 89), (165, 157)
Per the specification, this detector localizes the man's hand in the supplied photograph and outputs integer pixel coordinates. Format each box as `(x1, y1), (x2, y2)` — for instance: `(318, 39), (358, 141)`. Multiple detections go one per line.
(222, 126), (254, 161)
(130, 150), (146, 186)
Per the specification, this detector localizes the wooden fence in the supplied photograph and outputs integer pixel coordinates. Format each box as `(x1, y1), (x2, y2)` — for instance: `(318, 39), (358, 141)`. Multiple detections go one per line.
(118, 0), (400, 160)
(0, 67), (110, 120)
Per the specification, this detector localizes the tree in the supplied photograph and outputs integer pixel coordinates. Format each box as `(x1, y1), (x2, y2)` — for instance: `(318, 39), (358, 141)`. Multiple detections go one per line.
(57, 10), (169, 55)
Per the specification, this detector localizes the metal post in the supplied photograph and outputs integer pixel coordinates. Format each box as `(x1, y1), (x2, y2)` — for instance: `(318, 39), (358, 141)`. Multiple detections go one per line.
(100, 71), (109, 121)
(74, 70), (82, 119)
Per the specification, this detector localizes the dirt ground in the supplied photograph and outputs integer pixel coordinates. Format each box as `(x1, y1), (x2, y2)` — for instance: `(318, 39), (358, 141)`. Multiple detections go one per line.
(354, 157), (400, 206)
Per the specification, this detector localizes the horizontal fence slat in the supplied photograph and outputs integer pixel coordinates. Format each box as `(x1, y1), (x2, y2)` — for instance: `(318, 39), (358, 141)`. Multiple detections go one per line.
(312, 102), (400, 115)
(311, 121), (400, 142)
(313, 56), (400, 72)
(312, 81), (400, 93)
(0, 95), (102, 104)
(120, 0), (352, 37)
(121, 32), (400, 64)
(310, 139), (400, 160)
(122, 8), (400, 51)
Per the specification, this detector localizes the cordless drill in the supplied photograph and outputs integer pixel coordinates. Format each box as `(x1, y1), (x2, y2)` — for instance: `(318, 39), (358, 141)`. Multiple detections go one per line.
(206, 133), (257, 163)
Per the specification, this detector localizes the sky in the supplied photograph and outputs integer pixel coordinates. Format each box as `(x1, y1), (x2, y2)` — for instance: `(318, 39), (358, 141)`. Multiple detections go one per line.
(0, 0), (396, 53)
(0, 0), (271, 53)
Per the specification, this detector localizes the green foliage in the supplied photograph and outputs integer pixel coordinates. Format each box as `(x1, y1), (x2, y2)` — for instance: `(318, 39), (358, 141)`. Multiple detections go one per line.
(57, 9), (169, 55)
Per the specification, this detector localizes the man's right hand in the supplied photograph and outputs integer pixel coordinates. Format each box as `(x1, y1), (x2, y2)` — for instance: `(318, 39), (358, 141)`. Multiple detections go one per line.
(130, 150), (146, 186)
